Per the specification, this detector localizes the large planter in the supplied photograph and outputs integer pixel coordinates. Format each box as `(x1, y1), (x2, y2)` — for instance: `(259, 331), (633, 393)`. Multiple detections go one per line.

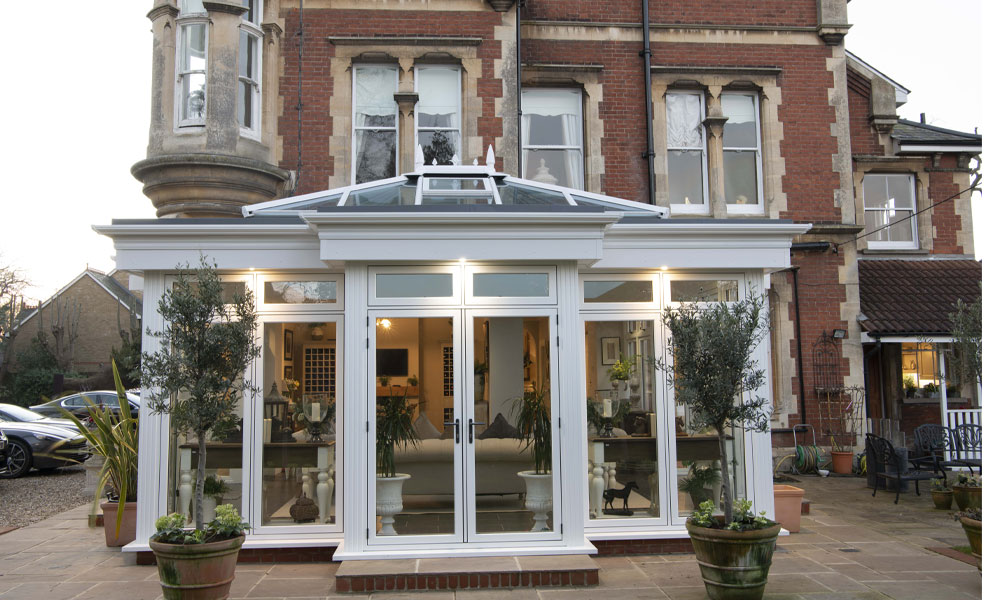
(150, 535), (244, 600)
(830, 451), (853, 474)
(375, 474), (410, 536)
(953, 485), (981, 511)
(772, 485), (804, 533)
(100, 501), (137, 547)
(686, 520), (782, 600)
(931, 490), (953, 510)
(960, 516), (982, 565)
(518, 471), (553, 532)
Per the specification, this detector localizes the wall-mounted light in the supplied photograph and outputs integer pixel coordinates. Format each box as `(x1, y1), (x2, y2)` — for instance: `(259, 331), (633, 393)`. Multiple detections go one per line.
(832, 329), (847, 339)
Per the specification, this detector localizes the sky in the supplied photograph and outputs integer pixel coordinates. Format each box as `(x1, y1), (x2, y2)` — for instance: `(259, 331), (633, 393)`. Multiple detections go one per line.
(0, 0), (987, 303)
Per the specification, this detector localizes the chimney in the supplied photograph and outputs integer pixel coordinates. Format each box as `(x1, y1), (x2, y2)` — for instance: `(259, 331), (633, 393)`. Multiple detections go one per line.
(920, 113), (926, 124)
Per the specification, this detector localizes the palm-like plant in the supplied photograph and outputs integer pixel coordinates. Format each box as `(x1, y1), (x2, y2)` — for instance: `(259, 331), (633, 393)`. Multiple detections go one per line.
(375, 376), (419, 478)
(512, 387), (551, 474)
(60, 361), (138, 538)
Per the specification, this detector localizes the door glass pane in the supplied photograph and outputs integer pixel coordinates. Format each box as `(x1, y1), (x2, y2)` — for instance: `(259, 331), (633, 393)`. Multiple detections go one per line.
(474, 316), (553, 533)
(584, 320), (659, 520)
(472, 273), (549, 298)
(259, 322), (337, 526)
(375, 273), (453, 298)
(583, 280), (653, 303)
(374, 317), (455, 536)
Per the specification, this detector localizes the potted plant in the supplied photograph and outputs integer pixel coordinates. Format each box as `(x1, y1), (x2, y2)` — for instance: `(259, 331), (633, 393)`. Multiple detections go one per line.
(607, 355), (635, 401)
(374, 375), (419, 535)
(922, 381), (939, 397)
(150, 505), (250, 600)
(930, 478), (953, 510)
(954, 506), (981, 568)
(678, 462), (720, 509)
(820, 389), (861, 474)
(659, 293), (780, 600)
(903, 376), (917, 398)
(512, 387), (552, 531)
(142, 257), (259, 598)
(952, 473), (981, 511)
(60, 361), (138, 547)
(201, 475), (228, 520)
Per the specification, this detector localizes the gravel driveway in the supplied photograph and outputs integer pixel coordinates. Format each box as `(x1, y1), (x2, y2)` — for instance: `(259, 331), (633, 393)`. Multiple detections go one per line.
(0, 466), (90, 529)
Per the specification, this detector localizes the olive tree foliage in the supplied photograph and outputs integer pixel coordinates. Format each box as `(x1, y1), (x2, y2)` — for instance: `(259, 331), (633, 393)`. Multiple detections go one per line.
(658, 293), (770, 524)
(949, 292), (981, 387)
(142, 258), (260, 530)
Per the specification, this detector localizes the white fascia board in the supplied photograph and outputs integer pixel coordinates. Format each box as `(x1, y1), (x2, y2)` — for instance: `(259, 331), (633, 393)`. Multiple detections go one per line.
(305, 212), (620, 262)
(92, 223), (324, 271)
(898, 144), (981, 154)
(591, 221), (811, 270)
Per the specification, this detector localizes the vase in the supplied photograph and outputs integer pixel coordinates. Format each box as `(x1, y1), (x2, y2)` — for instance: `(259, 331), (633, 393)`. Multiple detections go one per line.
(953, 485), (981, 511)
(959, 516), (982, 569)
(830, 451), (853, 474)
(772, 485), (805, 533)
(150, 535), (244, 600)
(931, 490), (953, 510)
(686, 519), (781, 600)
(518, 471), (553, 532)
(100, 501), (137, 547)
(375, 474), (410, 535)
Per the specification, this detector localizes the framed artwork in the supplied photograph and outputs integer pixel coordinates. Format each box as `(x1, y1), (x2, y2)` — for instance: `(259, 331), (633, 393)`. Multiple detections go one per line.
(601, 337), (620, 365)
(284, 329), (293, 361)
(283, 366), (293, 380)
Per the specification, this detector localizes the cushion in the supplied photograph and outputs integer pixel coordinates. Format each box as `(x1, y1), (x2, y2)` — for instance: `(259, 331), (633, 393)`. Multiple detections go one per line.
(478, 413), (520, 439)
(413, 413), (442, 440)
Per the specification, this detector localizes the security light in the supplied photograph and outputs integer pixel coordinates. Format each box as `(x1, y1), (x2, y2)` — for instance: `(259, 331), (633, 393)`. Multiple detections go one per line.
(832, 329), (847, 339)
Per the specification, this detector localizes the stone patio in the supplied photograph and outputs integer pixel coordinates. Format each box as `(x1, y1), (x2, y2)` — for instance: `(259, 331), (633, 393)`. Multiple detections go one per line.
(0, 476), (980, 599)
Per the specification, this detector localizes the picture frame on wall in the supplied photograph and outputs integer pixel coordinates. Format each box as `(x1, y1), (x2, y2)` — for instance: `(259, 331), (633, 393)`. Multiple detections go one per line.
(283, 366), (293, 380)
(284, 329), (293, 361)
(601, 337), (620, 365)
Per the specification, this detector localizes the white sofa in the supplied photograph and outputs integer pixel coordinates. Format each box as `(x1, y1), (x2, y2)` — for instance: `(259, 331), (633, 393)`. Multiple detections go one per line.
(393, 437), (534, 496)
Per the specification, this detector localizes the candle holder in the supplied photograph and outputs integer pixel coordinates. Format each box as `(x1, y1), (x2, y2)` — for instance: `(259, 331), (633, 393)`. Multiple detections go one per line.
(294, 396), (335, 442)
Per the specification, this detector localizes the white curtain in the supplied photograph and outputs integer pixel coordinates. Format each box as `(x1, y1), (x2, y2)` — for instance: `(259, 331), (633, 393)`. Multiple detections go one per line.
(355, 67), (397, 126)
(666, 94), (703, 148)
(417, 67), (459, 128)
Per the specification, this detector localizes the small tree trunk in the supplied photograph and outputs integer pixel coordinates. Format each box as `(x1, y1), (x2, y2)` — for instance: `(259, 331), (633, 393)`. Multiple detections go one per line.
(195, 431), (207, 530)
(716, 426), (733, 524)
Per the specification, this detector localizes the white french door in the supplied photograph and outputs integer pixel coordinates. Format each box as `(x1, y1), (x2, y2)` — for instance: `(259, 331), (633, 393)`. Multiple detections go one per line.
(365, 308), (561, 546)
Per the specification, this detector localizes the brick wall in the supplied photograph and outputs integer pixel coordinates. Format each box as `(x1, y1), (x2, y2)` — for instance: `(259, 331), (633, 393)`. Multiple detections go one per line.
(524, 0), (818, 27)
(847, 69), (882, 156)
(927, 155), (964, 255)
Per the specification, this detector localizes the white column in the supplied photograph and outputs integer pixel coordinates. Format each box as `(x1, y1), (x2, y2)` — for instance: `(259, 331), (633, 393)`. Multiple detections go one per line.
(341, 263), (368, 553)
(746, 272), (774, 519)
(555, 261), (587, 545)
(939, 349), (949, 431)
(135, 271), (167, 547)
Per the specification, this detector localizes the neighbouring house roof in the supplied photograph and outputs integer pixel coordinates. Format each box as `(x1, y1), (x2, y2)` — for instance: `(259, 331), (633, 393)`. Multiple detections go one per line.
(892, 120), (982, 151)
(858, 259), (981, 336)
(14, 269), (142, 331)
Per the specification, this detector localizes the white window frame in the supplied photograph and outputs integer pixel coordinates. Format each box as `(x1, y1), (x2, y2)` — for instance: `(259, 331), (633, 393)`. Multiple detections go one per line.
(256, 273), (345, 312)
(520, 88), (585, 190)
(415, 65), (462, 166)
(368, 265), (462, 306)
(666, 91), (709, 214)
(238, 0), (263, 139)
(351, 64), (400, 184)
(863, 173), (919, 250)
(664, 273), (746, 306)
(579, 273), (660, 311)
(464, 265), (557, 305)
(720, 92), (764, 215)
(175, 15), (210, 129)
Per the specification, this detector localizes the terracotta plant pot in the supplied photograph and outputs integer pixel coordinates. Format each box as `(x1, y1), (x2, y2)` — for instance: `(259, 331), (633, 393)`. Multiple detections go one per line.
(686, 520), (782, 600)
(953, 485), (982, 511)
(930, 490), (953, 510)
(150, 535), (244, 600)
(772, 485), (805, 532)
(100, 501), (137, 547)
(830, 451), (853, 474)
(960, 516), (982, 566)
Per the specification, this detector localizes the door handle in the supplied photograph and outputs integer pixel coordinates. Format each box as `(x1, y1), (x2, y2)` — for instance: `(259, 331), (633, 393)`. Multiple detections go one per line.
(443, 419), (460, 444)
(469, 418), (486, 444)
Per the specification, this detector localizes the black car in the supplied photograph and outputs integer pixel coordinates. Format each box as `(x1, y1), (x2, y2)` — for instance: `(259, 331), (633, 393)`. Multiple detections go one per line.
(0, 403), (77, 429)
(0, 430), (8, 474)
(0, 421), (90, 478)
(31, 391), (140, 420)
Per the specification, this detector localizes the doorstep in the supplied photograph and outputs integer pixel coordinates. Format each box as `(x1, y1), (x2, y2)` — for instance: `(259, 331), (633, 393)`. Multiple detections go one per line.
(334, 555), (599, 592)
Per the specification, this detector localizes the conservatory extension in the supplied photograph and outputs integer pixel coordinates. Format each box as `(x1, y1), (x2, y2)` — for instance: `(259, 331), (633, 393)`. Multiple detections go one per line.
(96, 157), (809, 559)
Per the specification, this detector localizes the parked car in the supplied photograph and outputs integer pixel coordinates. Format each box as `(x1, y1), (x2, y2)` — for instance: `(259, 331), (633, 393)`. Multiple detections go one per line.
(31, 391), (140, 420)
(0, 421), (90, 478)
(0, 430), (8, 474)
(0, 403), (76, 430)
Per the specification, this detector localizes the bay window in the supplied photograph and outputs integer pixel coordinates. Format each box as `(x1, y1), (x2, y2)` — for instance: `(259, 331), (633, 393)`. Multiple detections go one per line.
(416, 66), (461, 165)
(521, 89), (584, 189)
(353, 66), (399, 184)
(721, 93), (762, 209)
(238, 0), (262, 135)
(176, 0), (208, 127)
(666, 92), (708, 211)
(863, 174), (918, 249)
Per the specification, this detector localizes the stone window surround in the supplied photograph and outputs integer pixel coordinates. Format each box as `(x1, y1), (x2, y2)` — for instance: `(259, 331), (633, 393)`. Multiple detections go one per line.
(238, 0), (264, 139)
(853, 159), (931, 253)
(328, 43), (483, 191)
(651, 70), (785, 219)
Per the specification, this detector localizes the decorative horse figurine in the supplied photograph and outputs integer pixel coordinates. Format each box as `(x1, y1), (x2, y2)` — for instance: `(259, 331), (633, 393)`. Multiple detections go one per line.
(603, 481), (639, 513)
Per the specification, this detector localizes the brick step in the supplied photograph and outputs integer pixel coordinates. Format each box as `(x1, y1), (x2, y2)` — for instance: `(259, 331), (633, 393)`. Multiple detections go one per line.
(334, 555), (599, 593)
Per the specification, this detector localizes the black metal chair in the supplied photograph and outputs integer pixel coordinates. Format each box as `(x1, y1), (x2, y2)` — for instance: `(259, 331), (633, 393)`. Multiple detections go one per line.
(869, 434), (937, 504)
(952, 424), (982, 472)
(911, 424), (969, 479)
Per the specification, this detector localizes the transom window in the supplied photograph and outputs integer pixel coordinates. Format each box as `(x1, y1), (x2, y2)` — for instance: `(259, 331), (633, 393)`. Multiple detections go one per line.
(666, 92), (708, 211)
(862, 174), (918, 249)
(176, 1), (208, 128)
(353, 65), (399, 184)
(416, 66), (461, 165)
(521, 89), (584, 189)
(721, 93), (762, 209)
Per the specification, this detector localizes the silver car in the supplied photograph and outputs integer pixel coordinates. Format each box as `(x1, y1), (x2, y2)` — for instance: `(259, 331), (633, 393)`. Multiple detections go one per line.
(0, 421), (90, 479)
(0, 403), (76, 429)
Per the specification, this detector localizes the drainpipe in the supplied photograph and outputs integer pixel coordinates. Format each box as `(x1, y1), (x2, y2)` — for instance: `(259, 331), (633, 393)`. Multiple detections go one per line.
(640, 0), (655, 203)
(516, 0), (524, 177)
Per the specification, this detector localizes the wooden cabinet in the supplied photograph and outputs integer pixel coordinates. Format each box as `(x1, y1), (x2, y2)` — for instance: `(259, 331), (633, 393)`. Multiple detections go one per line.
(303, 343), (336, 400)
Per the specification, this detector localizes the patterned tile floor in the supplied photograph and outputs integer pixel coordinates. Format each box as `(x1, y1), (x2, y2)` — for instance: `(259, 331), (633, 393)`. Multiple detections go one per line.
(0, 475), (981, 599)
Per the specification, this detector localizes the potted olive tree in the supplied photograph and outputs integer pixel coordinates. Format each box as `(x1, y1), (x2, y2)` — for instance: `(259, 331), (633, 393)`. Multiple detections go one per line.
(512, 387), (552, 532)
(142, 258), (259, 599)
(375, 375), (419, 535)
(659, 293), (779, 600)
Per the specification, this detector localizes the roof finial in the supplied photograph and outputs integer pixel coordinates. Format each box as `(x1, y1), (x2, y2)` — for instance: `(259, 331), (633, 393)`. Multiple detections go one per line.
(415, 144), (424, 171)
(432, 158), (438, 166)
(473, 157), (479, 166)
(486, 145), (496, 170)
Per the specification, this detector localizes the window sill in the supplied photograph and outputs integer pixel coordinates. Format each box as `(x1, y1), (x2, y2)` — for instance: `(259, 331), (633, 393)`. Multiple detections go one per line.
(861, 248), (928, 255)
